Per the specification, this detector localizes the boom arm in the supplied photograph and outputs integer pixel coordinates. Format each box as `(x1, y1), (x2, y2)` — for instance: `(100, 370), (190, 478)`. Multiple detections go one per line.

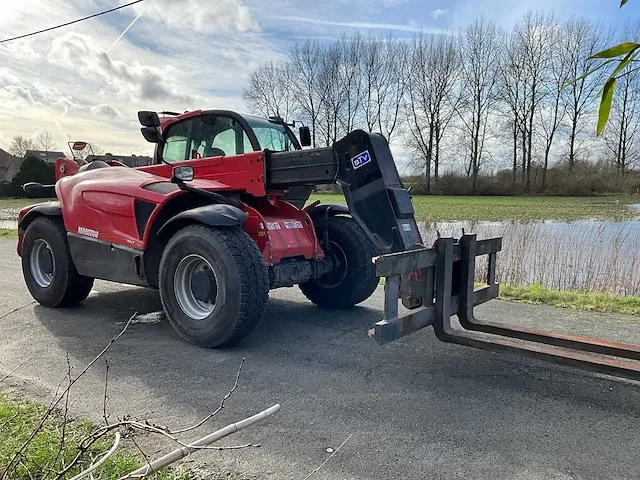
(267, 130), (422, 254)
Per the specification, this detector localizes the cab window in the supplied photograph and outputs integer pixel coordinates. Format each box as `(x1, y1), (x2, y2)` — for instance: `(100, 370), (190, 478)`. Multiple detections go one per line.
(162, 121), (189, 163)
(190, 116), (252, 158)
(161, 115), (254, 163)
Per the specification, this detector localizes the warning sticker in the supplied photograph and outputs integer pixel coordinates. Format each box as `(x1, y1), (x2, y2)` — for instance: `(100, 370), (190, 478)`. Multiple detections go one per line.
(266, 222), (281, 230)
(402, 223), (412, 232)
(284, 220), (304, 229)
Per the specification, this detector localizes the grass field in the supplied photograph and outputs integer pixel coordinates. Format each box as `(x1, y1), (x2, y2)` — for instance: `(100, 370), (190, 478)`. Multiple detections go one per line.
(0, 197), (56, 209)
(0, 393), (190, 479)
(308, 194), (640, 221)
(498, 284), (640, 316)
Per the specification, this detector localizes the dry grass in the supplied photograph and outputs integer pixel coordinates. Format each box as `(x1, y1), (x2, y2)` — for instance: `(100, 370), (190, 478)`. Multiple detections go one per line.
(421, 220), (640, 296)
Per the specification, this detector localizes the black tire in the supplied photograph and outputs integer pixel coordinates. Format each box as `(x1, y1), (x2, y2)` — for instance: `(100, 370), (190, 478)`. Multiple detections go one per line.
(21, 216), (94, 307)
(158, 224), (269, 348)
(300, 216), (378, 309)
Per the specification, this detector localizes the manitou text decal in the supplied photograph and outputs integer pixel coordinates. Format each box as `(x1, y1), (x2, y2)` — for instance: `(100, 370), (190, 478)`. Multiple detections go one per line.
(78, 226), (99, 238)
(351, 150), (372, 170)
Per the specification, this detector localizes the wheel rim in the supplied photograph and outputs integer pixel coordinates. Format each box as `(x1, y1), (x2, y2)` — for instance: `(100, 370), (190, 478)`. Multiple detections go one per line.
(174, 254), (218, 320)
(317, 241), (348, 288)
(30, 239), (55, 288)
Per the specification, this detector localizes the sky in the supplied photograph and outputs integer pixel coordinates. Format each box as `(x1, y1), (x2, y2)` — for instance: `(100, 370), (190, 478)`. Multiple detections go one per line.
(0, 0), (637, 158)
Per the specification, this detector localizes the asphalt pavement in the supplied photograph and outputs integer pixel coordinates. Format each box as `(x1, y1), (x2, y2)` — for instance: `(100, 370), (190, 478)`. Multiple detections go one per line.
(1, 238), (640, 479)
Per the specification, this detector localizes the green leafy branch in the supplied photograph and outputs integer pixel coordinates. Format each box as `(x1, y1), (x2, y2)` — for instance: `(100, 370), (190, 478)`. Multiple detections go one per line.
(589, 0), (638, 135)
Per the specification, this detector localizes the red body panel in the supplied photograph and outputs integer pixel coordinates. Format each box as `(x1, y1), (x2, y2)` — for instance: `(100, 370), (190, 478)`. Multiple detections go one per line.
(29, 152), (323, 266)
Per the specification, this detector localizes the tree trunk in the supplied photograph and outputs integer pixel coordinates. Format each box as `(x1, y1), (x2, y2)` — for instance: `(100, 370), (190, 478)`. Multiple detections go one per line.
(434, 139), (440, 185)
(525, 108), (534, 194)
(512, 121), (518, 186)
(568, 110), (578, 171)
(425, 125), (434, 194)
(542, 143), (551, 191)
(520, 125), (527, 183)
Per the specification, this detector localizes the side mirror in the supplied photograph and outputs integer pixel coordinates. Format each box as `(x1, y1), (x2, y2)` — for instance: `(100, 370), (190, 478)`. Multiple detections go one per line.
(138, 111), (161, 127)
(299, 126), (311, 147)
(141, 127), (162, 143)
(172, 165), (194, 183)
(23, 182), (44, 194)
(23, 182), (55, 198)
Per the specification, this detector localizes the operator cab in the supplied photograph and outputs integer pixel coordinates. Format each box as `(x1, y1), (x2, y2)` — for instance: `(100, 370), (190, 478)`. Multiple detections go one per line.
(140, 110), (306, 165)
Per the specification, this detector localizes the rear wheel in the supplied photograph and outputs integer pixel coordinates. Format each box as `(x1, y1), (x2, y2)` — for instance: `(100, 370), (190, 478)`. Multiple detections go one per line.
(300, 216), (378, 309)
(21, 216), (94, 307)
(159, 224), (269, 347)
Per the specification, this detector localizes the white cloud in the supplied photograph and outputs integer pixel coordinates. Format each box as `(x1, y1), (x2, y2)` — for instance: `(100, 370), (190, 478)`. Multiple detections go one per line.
(383, 0), (409, 6)
(431, 8), (449, 19)
(269, 15), (446, 34)
(129, 0), (260, 33)
(90, 104), (120, 119)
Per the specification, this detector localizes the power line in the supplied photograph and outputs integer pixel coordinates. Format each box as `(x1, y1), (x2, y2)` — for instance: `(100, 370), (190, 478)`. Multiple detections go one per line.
(0, 0), (147, 44)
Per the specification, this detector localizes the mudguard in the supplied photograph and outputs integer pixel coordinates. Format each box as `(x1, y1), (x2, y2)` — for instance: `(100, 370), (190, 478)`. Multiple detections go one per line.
(156, 204), (248, 242)
(304, 203), (350, 220)
(18, 201), (62, 229)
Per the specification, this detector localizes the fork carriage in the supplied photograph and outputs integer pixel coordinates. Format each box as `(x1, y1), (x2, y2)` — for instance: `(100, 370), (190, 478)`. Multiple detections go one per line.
(373, 234), (640, 381)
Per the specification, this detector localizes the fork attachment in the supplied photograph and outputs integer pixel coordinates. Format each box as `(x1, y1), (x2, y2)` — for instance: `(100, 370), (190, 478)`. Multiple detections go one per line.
(372, 234), (640, 381)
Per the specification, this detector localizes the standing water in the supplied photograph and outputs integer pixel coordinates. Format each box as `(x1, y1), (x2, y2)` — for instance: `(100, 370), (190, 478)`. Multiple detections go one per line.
(419, 219), (640, 295)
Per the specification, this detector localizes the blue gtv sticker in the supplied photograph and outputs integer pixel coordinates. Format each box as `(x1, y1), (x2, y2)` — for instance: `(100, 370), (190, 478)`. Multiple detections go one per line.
(351, 150), (372, 170)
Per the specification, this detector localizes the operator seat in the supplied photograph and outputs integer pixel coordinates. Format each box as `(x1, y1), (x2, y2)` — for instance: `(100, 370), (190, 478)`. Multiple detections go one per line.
(78, 160), (110, 173)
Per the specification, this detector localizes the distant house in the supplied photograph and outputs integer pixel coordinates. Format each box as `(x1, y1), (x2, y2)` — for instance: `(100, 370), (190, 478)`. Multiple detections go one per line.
(25, 150), (66, 164)
(86, 153), (153, 168)
(0, 148), (22, 182)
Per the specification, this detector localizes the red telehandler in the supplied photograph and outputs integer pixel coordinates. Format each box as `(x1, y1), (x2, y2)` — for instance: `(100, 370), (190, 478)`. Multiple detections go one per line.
(16, 110), (640, 380)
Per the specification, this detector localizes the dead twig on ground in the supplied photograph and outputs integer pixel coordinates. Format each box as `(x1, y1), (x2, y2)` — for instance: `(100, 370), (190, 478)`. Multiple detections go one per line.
(169, 357), (245, 435)
(302, 433), (353, 480)
(103, 359), (110, 426)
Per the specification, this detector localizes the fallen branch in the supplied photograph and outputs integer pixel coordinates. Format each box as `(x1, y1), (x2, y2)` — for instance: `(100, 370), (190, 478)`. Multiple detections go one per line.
(170, 357), (245, 435)
(0, 312), (136, 480)
(119, 404), (281, 479)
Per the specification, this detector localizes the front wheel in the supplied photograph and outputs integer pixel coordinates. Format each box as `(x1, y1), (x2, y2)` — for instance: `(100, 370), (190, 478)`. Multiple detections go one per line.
(21, 217), (94, 307)
(158, 224), (269, 348)
(300, 216), (378, 309)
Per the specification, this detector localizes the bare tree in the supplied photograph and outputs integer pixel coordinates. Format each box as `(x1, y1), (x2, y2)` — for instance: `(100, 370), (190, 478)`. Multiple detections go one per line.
(362, 34), (408, 142)
(34, 130), (58, 152)
(289, 40), (326, 148)
(335, 33), (364, 135)
(538, 18), (570, 189)
(561, 18), (608, 170)
(405, 33), (461, 192)
(243, 62), (296, 121)
(513, 11), (555, 193)
(8, 136), (35, 158)
(457, 18), (503, 192)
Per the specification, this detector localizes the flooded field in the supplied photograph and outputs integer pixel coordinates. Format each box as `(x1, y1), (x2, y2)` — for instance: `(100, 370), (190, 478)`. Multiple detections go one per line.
(2, 198), (639, 295)
(420, 219), (640, 295)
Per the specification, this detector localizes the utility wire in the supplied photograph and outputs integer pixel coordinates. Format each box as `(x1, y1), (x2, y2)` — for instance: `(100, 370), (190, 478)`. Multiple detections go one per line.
(0, 0), (146, 44)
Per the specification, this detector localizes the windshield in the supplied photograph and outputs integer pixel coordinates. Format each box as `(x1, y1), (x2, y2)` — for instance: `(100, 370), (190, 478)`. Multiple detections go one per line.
(245, 116), (299, 152)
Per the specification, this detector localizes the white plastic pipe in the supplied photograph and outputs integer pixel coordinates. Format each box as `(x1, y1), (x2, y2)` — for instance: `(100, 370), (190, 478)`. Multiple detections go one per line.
(70, 432), (121, 480)
(119, 404), (281, 479)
